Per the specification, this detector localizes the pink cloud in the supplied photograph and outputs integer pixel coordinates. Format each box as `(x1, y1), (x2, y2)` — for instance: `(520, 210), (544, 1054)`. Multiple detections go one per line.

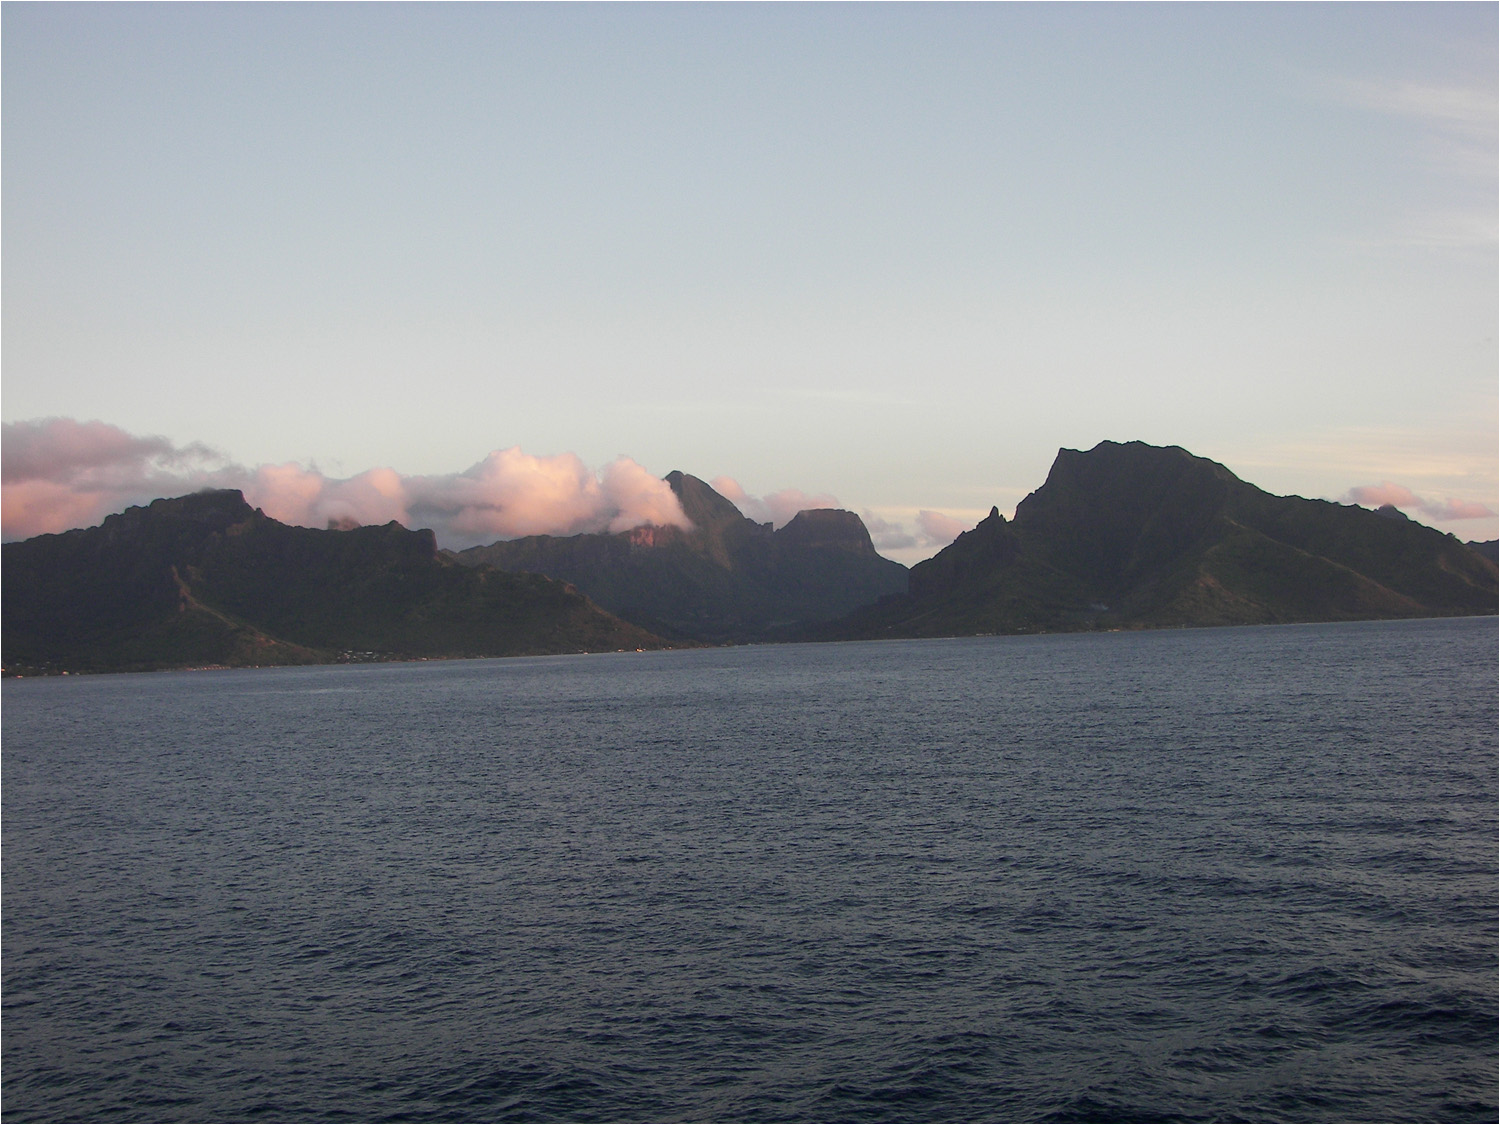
(239, 463), (413, 531)
(422, 448), (609, 540)
(1342, 480), (1496, 522)
(601, 458), (693, 534)
(1, 479), (120, 539)
(245, 463), (327, 527)
(857, 508), (976, 556)
(1, 417), (218, 482)
(403, 449), (692, 542)
(710, 476), (840, 528)
(1344, 481), (1421, 509)
(1, 418), (236, 538)
(710, 475), (750, 507)
(1423, 497), (1496, 520)
(1, 418), (692, 548)
(319, 467), (412, 530)
(762, 488), (840, 527)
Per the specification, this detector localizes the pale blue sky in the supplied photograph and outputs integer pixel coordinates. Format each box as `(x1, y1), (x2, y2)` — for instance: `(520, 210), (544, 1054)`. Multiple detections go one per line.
(4, 3), (1495, 558)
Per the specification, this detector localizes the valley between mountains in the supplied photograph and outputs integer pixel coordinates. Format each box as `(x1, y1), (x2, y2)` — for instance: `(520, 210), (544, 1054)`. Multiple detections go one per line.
(4, 441), (1495, 674)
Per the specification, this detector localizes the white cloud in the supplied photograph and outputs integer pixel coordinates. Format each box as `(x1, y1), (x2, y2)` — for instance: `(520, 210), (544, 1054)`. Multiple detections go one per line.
(1327, 77), (1498, 141)
(1317, 73), (1498, 249)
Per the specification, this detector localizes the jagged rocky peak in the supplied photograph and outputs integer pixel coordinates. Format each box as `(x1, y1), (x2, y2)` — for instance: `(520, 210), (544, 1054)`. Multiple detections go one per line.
(906, 502), (1021, 600)
(664, 471), (745, 527)
(1375, 504), (1412, 522)
(774, 509), (878, 555)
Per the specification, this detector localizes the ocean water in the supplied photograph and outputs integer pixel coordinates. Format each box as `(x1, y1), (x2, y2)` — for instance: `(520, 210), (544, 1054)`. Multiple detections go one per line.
(3, 617), (1495, 1123)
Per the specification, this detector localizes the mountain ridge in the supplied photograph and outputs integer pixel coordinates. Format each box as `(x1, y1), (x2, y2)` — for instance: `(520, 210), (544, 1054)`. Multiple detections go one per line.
(453, 472), (908, 643)
(4, 445), (1494, 672)
(822, 441), (1496, 639)
(2, 490), (668, 674)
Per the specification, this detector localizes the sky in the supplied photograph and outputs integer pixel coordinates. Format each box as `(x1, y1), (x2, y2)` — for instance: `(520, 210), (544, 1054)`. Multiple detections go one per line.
(4, 3), (1496, 562)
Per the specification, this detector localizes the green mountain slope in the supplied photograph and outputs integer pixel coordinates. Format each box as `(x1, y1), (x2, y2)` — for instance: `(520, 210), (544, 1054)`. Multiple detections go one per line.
(454, 472), (908, 643)
(3, 491), (666, 674)
(826, 441), (1497, 639)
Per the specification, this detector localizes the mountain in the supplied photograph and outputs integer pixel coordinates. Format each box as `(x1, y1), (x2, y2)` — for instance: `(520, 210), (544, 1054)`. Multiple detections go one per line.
(824, 441), (1497, 639)
(2, 490), (666, 674)
(453, 472), (908, 643)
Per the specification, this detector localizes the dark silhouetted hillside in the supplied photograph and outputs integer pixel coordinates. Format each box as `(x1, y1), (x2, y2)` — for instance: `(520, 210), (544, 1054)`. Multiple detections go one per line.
(454, 473), (907, 643)
(823, 442), (1497, 639)
(3, 491), (666, 674)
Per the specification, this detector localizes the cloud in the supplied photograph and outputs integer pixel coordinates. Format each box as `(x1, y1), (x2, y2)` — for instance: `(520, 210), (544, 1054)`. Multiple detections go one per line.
(710, 476), (750, 505)
(405, 448), (691, 543)
(861, 510), (918, 551)
(1327, 77), (1498, 142)
(1422, 497), (1496, 521)
(916, 509), (967, 545)
(714, 478), (975, 553)
(2, 417), (991, 556)
(710, 476), (840, 528)
(1316, 75), (1497, 249)
(1343, 480), (1495, 522)
(249, 463), (412, 532)
(412, 449), (618, 541)
(861, 507), (972, 554)
(1, 418), (230, 488)
(1, 417), (692, 547)
(1345, 481), (1421, 509)
(601, 458), (691, 534)
(1, 418), (239, 538)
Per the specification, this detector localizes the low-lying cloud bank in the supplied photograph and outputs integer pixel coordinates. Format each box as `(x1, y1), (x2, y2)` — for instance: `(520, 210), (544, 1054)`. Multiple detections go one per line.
(39, 421), (1486, 563)
(1343, 480), (1495, 523)
(1, 418), (976, 560)
(2, 418), (691, 548)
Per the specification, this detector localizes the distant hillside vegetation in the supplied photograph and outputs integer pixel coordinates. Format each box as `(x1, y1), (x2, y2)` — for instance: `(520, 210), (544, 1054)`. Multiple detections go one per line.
(823, 441), (1497, 639)
(3, 491), (666, 674)
(454, 472), (908, 643)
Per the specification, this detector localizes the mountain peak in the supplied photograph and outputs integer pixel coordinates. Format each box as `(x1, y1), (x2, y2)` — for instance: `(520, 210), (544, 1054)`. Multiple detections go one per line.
(4, 493), (664, 673)
(1019, 441), (1240, 517)
(456, 480), (907, 643)
(774, 509), (878, 556)
(1012, 442), (1243, 573)
(825, 439), (1496, 639)
(139, 488), (255, 521)
(93, 489), (259, 543)
(664, 471), (744, 527)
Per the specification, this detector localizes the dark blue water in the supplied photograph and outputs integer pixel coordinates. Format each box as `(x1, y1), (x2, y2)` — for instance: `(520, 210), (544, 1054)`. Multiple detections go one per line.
(4, 617), (1496, 1123)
